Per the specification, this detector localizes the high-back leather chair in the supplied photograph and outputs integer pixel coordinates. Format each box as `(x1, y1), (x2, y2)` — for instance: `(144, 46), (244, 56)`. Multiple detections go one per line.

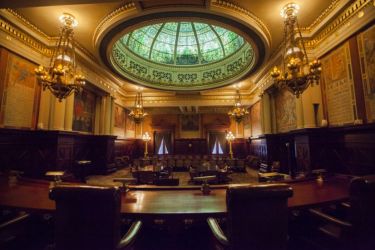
(208, 184), (293, 250)
(49, 185), (142, 250)
(309, 175), (375, 248)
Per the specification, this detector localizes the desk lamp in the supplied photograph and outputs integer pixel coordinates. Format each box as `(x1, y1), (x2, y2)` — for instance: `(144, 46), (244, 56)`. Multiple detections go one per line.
(113, 178), (137, 193)
(45, 171), (65, 189)
(193, 176), (217, 195)
(8, 170), (24, 185)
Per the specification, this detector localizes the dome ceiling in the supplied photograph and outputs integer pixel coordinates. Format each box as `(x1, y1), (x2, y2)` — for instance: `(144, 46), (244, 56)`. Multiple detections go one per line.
(120, 22), (245, 66)
(98, 10), (270, 91)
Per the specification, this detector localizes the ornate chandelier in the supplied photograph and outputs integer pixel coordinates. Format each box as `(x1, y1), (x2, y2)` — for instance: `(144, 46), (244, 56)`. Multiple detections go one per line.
(228, 84), (249, 123)
(128, 87), (148, 124)
(270, 3), (321, 98)
(35, 13), (85, 102)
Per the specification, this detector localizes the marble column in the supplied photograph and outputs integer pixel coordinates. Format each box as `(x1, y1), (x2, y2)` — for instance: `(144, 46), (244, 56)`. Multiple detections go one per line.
(296, 95), (304, 129)
(260, 95), (265, 135)
(37, 89), (52, 130)
(94, 96), (101, 135)
(64, 94), (74, 131)
(53, 98), (66, 130)
(302, 87), (316, 128)
(110, 97), (115, 135)
(104, 96), (112, 135)
(263, 92), (272, 134)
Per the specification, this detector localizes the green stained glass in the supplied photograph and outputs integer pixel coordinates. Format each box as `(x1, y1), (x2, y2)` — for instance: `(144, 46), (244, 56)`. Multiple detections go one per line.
(121, 22), (246, 65)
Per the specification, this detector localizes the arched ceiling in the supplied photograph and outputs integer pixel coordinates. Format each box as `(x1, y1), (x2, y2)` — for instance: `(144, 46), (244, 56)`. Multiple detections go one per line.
(1, 0), (348, 112)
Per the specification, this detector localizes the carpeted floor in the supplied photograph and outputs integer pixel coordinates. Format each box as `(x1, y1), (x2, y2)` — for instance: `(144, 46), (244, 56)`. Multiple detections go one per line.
(86, 167), (259, 187)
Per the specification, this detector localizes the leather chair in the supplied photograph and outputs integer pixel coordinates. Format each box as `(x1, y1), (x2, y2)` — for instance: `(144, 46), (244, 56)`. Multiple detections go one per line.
(308, 175), (375, 249)
(49, 185), (142, 250)
(207, 184), (293, 250)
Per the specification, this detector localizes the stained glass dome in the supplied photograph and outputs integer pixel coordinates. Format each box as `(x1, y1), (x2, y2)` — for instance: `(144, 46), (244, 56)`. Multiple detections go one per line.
(119, 22), (245, 66)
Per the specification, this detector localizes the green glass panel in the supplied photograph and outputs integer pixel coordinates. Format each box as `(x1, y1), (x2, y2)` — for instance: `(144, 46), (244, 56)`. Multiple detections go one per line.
(121, 22), (246, 65)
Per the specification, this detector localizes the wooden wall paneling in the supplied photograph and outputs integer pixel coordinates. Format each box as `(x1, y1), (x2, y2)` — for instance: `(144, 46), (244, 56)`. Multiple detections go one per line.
(0, 129), (34, 175)
(232, 138), (247, 159)
(91, 135), (117, 175)
(174, 139), (206, 155)
(114, 139), (136, 159)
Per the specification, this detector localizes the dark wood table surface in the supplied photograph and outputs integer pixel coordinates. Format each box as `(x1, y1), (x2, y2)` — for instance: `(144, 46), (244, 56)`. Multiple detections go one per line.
(0, 175), (352, 217)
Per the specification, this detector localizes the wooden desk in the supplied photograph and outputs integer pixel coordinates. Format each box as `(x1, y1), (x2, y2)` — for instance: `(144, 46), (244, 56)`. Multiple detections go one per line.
(0, 175), (352, 221)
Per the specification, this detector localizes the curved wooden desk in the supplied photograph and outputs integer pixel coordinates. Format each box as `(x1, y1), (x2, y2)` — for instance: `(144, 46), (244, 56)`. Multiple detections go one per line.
(0, 175), (352, 225)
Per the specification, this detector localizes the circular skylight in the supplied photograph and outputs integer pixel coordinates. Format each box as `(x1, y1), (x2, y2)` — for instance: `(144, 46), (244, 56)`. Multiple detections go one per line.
(119, 22), (245, 66)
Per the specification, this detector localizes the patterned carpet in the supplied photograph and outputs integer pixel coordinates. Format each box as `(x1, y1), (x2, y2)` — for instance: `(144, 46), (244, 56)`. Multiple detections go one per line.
(86, 167), (259, 187)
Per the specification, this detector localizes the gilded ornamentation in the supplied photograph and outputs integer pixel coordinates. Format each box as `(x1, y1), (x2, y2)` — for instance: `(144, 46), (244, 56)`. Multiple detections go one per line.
(212, 0), (271, 45)
(92, 2), (136, 47)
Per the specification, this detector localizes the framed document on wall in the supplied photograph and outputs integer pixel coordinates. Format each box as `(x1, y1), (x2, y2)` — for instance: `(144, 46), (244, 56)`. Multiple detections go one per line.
(357, 24), (375, 123)
(321, 42), (357, 126)
(0, 51), (41, 130)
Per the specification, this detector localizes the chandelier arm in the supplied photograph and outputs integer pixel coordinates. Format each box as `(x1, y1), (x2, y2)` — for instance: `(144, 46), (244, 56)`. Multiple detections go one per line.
(282, 20), (288, 76)
(295, 18), (310, 66)
(70, 31), (77, 85)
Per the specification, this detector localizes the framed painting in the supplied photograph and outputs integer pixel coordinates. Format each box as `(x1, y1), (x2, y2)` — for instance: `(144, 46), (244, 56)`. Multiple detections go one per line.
(72, 89), (96, 133)
(114, 103), (126, 138)
(275, 88), (297, 133)
(181, 114), (199, 131)
(250, 101), (262, 136)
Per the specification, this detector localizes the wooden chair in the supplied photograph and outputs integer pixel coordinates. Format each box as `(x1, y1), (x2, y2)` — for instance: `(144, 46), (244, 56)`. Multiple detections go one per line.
(188, 167), (197, 184)
(308, 175), (375, 249)
(167, 159), (175, 168)
(132, 159), (141, 168)
(183, 159), (192, 170)
(49, 185), (142, 250)
(138, 171), (154, 185)
(236, 159), (245, 172)
(192, 159), (200, 168)
(207, 184), (293, 250)
(0, 213), (31, 246)
(175, 159), (184, 171)
(226, 159), (235, 173)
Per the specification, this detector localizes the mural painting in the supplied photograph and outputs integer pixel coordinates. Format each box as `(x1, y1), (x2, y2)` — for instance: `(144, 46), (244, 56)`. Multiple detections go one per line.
(72, 89), (95, 133)
(1, 53), (40, 129)
(275, 88), (297, 133)
(358, 24), (375, 122)
(125, 109), (135, 138)
(250, 101), (262, 136)
(321, 42), (356, 126)
(243, 109), (250, 130)
(181, 114), (199, 131)
(114, 103), (126, 138)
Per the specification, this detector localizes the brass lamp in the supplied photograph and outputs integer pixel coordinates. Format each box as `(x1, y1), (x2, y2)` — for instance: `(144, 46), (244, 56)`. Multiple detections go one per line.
(142, 132), (151, 157)
(271, 3), (322, 98)
(35, 13), (85, 102)
(226, 131), (235, 159)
